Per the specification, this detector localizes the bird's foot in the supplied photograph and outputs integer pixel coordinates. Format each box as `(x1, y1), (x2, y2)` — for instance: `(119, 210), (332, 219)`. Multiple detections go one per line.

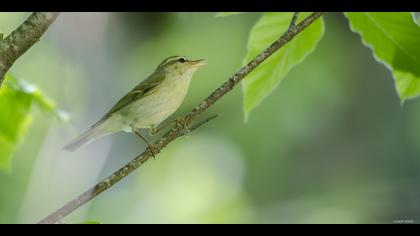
(147, 143), (158, 159)
(175, 117), (188, 129)
(175, 117), (190, 136)
(149, 125), (158, 136)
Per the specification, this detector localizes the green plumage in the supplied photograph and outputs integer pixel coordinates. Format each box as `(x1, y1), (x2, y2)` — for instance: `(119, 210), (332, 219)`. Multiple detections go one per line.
(98, 73), (166, 124)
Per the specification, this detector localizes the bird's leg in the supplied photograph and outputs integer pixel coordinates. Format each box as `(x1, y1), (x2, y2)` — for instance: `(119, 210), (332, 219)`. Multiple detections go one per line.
(132, 127), (157, 158)
(149, 117), (189, 136)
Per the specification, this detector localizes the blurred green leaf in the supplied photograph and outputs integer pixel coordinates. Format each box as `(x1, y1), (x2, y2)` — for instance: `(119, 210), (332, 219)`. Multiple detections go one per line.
(215, 12), (244, 17)
(0, 75), (32, 171)
(413, 12), (420, 26)
(242, 12), (324, 121)
(346, 12), (420, 102)
(9, 75), (70, 122)
(0, 74), (67, 171)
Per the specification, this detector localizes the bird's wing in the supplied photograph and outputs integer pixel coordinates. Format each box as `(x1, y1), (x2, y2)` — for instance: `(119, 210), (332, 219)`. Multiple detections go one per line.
(93, 73), (165, 127)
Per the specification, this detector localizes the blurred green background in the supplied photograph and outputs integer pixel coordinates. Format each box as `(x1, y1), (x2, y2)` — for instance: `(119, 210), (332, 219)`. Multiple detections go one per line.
(0, 12), (419, 224)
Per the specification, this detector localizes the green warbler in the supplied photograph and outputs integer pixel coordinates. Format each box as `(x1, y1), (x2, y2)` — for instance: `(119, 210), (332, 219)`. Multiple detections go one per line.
(64, 56), (206, 152)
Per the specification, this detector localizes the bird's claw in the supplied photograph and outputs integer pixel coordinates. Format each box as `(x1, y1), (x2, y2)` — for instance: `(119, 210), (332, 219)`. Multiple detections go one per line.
(175, 117), (188, 129)
(175, 117), (190, 135)
(149, 126), (158, 136)
(148, 144), (158, 159)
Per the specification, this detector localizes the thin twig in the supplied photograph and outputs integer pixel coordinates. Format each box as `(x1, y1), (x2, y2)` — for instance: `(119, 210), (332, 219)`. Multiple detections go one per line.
(178, 114), (220, 137)
(0, 12), (60, 87)
(38, 12), (325, 224)
(288, 12), (300, 32)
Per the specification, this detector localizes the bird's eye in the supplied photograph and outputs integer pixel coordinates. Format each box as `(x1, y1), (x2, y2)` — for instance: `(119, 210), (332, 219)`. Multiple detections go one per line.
(179, 58), (186, 63)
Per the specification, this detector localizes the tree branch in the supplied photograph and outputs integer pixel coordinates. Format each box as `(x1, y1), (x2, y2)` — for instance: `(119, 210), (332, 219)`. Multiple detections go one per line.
(0, 12), (60, 87)
(38, 12), (325, 224)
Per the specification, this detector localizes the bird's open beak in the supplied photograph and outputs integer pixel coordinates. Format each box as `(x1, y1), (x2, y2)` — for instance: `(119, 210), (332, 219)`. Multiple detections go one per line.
(191, 59), (206, 67)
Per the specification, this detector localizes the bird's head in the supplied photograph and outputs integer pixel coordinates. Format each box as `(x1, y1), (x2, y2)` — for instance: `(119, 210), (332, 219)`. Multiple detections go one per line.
(157, 56), (206, 78)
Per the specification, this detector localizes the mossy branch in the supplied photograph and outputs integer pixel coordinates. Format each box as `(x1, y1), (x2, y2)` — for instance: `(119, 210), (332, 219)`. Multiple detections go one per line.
(0, 12), (60, 87)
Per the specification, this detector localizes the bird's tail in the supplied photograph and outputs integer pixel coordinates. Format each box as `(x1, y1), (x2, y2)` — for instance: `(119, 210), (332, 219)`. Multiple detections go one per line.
(63, 122), (108, 152)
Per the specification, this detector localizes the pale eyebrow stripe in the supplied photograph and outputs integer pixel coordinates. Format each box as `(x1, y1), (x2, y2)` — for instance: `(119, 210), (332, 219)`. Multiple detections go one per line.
(164, 56), (183, 63)
(158, 56), (189, 68)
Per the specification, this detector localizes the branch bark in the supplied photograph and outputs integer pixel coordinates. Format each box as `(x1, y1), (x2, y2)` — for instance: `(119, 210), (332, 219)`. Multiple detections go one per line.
(0, 12), (60, 87)
(38, 12), (325, 224)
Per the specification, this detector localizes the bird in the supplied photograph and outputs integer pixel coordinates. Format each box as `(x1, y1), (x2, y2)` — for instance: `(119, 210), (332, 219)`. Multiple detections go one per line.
(63, 56), (206, 152)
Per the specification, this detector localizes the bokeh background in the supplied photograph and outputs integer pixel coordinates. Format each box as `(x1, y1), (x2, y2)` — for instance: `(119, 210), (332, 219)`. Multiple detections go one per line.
(0, 12), (419, 224)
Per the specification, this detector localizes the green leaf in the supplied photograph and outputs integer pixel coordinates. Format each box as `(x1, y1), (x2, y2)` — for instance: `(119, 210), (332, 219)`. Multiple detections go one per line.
(346, 12), (420, 102)
(215, 12), (244, 17)
(0, 74), (68, 171)
(0, 75), (32, 171)
(241, 12), (325, 121)
(10, 75), (70, 122)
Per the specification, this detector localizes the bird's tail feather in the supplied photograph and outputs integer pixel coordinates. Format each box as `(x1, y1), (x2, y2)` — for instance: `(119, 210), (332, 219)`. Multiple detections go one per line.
(63, 125), (107, 152)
